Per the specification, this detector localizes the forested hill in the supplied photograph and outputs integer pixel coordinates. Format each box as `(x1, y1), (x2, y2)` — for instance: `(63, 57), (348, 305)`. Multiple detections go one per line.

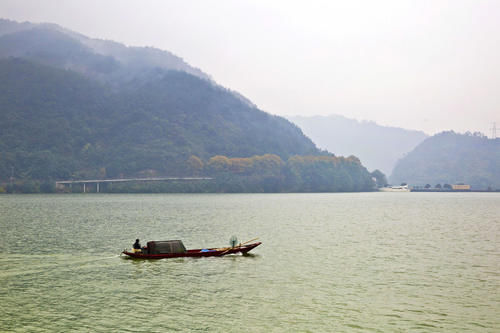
(0, 18), (321, 182)
(0, 19), (379, 193)
(0, 57), (318, 180)
(390, 131), (500, 190)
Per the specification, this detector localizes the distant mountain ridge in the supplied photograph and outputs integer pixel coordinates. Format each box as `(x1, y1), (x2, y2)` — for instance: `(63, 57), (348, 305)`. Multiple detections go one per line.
(390, 131), (500, 190)
(288, 115), (428, 175)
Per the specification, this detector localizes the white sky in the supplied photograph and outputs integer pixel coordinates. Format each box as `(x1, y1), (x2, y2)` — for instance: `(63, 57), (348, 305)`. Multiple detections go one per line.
(1, 0), (499, 135)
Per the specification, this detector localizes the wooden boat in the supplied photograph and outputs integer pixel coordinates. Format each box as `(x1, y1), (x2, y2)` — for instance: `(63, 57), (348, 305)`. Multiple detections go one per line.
(122, 239), (261, 259)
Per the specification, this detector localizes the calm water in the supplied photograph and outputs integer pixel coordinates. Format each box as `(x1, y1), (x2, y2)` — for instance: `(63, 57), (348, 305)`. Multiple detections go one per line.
(0, 193), (499, 332)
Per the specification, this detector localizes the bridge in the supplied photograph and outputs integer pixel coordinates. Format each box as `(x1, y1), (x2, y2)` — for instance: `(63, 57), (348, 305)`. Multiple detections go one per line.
(55, 177), (213, 193)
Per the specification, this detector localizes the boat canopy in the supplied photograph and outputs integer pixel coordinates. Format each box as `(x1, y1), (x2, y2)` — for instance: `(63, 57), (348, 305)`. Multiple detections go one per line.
(147, 240), (186, 254)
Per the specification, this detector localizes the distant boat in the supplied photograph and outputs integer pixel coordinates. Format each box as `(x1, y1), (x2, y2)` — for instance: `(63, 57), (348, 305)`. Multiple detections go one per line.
(122, 239), (261, 259)
(379, 185), (410, 192)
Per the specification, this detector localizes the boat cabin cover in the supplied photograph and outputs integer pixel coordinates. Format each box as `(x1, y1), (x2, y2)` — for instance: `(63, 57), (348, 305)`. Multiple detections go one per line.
(146, 240), (186, 254)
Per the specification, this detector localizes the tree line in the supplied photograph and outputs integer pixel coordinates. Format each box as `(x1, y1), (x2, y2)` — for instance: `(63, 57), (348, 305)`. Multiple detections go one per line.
(1, 154), (378, 193)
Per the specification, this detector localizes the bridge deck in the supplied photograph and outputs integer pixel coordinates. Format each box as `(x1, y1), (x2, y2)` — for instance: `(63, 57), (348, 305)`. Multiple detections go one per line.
(55, 177), (213, 192)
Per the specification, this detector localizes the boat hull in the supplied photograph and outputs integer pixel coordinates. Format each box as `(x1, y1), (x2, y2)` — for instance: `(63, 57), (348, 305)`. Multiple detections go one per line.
(122, 242), (261, 259)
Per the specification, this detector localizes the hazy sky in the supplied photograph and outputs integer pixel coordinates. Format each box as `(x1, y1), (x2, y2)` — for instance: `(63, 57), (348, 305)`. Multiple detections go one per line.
(2, 0), (499, 135)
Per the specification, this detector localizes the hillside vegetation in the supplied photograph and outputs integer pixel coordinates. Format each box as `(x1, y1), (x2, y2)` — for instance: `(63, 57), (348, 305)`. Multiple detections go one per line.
(0, 58), (318, 179)
(390, 131), (500, 190)
(0, 19), (376, 193)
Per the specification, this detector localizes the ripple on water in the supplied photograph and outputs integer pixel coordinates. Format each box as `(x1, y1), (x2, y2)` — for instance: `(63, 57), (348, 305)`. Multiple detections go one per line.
(0, 193), (499, 332)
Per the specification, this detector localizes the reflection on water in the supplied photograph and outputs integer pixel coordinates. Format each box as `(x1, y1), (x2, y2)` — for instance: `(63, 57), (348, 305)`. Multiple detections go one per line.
(0, 193), (499, 332)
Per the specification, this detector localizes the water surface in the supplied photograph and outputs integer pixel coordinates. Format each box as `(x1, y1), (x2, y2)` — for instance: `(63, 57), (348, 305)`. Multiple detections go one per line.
(1, 193), (499, 332)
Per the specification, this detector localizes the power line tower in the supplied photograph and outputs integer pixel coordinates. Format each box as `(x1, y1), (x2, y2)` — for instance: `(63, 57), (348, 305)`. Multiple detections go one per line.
(491, 122), (497, 139)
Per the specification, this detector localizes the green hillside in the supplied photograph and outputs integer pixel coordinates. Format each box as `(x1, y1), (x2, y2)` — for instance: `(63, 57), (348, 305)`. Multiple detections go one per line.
(390, 131), (500, 190)
(0, 58), (318, 181)
(0, 19), (377, 193)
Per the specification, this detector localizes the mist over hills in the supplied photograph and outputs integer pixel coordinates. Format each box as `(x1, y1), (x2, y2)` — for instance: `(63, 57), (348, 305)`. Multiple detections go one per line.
(288, 115), (428, 175)
(0, 19), (209, 80)
(0, 19), (256, 108)
(0, 19), (322, 183)
(390, 131), (500, 190)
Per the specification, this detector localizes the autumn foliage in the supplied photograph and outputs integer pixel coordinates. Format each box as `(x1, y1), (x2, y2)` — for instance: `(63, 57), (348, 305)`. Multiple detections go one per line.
(201, 153), (374, 192)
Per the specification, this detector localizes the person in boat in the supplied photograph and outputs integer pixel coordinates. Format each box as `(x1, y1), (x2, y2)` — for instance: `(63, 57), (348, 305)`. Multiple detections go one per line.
(133, 239), (142, 252)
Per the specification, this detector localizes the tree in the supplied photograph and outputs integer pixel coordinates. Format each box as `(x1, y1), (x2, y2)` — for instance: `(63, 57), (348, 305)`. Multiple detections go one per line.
(425, 184), (431, 189)
(229, 158), (253, 174)
(284, 155), (374, 192)
(443, 184), (452, 189)
(206, 155), (231, 174)
(371, 169), (387, 187)
(435, 184), (442, 189)
(187, 155), (203, 176)
(251, 154), (283, 176)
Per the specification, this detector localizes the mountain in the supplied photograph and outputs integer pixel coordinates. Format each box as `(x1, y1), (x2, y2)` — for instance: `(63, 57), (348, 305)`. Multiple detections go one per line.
(390, 131), (500, 190)
(0, 19), (256, 108)
(0, 20), (320, 182)
(288, 115), (428, 175)
(0, 19), (209, 81)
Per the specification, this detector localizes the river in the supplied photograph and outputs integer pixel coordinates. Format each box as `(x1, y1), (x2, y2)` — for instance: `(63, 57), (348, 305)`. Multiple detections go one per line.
(0, 193), (498, 332)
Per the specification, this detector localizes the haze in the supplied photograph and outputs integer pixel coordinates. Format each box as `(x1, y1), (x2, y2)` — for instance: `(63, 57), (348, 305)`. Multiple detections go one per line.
(2, 0), (499, 135)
